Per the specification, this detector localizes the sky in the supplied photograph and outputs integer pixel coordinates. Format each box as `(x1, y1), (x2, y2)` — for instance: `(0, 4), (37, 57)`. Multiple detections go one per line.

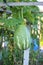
(38, 0), (43, 11)
(38, 0), (43, 1)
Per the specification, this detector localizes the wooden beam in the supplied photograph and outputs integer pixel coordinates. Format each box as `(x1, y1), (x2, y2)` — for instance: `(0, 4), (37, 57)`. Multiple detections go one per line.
(0, 2), (43, 7)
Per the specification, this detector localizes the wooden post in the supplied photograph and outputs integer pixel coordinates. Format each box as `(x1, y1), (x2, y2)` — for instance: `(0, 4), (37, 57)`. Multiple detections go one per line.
(23, 48), (30, 65)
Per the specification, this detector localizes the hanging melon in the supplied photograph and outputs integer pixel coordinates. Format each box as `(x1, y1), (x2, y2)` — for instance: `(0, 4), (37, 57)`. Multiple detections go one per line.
(14, 25), (31, 50)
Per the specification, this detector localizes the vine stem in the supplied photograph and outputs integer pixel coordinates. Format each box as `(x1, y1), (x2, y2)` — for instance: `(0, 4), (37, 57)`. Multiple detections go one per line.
(21, 7), (23, 19)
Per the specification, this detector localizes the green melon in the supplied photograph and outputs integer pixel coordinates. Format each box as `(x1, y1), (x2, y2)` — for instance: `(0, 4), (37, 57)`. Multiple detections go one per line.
(14, 25), (31, 50)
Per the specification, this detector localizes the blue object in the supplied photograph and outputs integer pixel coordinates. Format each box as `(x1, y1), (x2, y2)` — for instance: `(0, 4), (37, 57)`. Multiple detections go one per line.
(32, 39), (39, 51)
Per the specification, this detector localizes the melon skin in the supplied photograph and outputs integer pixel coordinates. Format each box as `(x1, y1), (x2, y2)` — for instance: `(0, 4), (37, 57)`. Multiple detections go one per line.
(14, 25), (31, 50)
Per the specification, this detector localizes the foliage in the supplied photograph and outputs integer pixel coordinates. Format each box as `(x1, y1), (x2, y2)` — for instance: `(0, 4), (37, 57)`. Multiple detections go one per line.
(0, 0), (37, 2)
(0, 0), (40, 65)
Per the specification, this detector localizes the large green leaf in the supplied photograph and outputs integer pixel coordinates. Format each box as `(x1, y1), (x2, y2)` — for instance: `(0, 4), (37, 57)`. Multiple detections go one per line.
(0, 18), (23, 30)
